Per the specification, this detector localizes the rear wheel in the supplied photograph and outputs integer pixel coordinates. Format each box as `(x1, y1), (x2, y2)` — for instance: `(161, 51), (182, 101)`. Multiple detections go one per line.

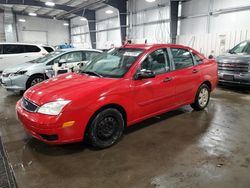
(26, 75), (45, 89)
(86, 108), (124, 149)
(191, 84), (210, 111)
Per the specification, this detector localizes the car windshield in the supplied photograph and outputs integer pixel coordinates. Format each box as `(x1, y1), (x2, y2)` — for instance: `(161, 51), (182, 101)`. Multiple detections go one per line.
(230, 41), (250, 54)
(31, 51), (64, 63)
(80, 48), (144, 78)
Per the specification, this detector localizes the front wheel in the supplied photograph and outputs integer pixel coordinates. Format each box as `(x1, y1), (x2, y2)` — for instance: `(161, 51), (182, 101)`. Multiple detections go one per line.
(86, 108), (124, 149)
(26, 75), (45, 89)
(191, 84), (210, 111)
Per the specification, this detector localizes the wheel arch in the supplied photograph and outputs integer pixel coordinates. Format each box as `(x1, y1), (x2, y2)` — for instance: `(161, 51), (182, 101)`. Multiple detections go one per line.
(84, 103), (127, 138)
(201, 80), (212, 91)
(26, 73), (48, 89)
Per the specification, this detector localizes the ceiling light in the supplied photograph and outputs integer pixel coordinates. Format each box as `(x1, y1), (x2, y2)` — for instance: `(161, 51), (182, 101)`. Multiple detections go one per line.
(18, 18), (26, 22)
(80, 17), (87, 21)
(28, 12), (37, 16)
(63, 23), (69, 26)
(105, 10), (114, 14)
(145, 0), (156, 2)
(45, 1), (55, 7)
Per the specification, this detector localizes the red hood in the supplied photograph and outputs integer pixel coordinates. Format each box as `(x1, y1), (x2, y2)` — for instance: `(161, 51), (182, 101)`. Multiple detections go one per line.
(24, 73), (119, 105)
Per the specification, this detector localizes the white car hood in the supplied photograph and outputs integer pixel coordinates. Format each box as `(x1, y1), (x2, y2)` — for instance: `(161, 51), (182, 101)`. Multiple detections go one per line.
(3, 62), (39, 73)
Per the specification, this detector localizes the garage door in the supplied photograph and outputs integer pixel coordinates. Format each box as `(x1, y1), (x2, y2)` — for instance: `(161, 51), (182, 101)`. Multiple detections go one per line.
(23, 30), (47, 44)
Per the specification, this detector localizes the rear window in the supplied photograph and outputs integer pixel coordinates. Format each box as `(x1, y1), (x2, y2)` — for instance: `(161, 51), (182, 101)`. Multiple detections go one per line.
(24, 45), (41, 53)
(3, 44), (24, 54)
(43, 46), (54, 53)
(171, 48), (194, 70)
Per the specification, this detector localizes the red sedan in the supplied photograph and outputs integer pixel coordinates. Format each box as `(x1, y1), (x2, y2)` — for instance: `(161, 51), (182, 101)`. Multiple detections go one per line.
(16, 44), (218, 148)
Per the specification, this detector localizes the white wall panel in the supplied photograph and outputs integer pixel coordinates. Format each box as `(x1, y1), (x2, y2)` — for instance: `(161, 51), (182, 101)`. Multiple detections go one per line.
(128, 0), (171, 44)
(181, 0), (210, 16)
(210, 10), (250, 32)
(177, 29), (250, 57)
(179, 0), (250, 57)
(96, 7), (121, 49)
(213, 0), (250, 10)
(180, 16), (208, 35)
(16, 15), (69, 46)
(70, 17), (91, 48)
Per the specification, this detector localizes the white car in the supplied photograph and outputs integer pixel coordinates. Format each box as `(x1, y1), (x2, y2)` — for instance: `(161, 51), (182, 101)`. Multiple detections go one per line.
(0, 49), (101, 93)
(0, 43), (54, 72)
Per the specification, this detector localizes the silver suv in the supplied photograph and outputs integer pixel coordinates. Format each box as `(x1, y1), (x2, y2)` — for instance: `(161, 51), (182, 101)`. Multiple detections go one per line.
(0, 48), (101, 93)
(217, 40), (250, 86)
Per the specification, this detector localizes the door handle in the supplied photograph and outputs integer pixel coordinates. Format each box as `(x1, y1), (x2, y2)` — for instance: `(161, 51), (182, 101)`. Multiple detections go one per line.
(163, 77), (173, 82)
(192, 69), (199, 73)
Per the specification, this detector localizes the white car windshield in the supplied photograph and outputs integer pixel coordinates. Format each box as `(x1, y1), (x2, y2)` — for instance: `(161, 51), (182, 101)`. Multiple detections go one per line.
(31, 51), (65, 63)
(80, 48), (144, 78)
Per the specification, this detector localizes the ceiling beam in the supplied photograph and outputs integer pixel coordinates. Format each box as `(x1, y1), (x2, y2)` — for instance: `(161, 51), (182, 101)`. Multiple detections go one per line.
(55, 0), (105, 19)
(0, 0), (74, 13)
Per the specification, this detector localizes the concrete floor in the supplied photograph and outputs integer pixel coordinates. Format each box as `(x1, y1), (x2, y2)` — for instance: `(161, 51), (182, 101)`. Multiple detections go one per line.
(0, 86), (250, 188)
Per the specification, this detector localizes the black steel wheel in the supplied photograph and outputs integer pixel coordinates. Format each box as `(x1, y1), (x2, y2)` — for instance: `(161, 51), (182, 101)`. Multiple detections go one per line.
(87, 108), (124, 149)
(26, 74), (45, 89)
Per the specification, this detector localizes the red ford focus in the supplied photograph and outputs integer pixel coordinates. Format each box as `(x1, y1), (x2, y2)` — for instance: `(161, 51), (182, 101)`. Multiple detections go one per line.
(16, 44), (218, 148)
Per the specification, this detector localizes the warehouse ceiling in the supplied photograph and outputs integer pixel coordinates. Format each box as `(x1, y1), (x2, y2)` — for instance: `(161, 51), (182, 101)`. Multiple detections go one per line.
(0, 0), (109, 19)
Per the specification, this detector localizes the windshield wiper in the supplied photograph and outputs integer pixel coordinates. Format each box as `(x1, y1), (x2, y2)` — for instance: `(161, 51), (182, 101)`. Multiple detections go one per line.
(82, 71), (102, 77)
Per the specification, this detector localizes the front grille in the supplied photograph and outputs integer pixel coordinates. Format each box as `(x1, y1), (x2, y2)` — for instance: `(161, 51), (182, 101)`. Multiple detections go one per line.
(218, 62), (250, 73)
(21, 98), (39, 112)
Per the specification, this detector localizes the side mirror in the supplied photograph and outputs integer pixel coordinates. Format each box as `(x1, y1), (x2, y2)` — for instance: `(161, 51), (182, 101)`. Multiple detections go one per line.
(58, 59), (66, 67)
(135, 69), (155, 80)
(226, 49), (231, 53)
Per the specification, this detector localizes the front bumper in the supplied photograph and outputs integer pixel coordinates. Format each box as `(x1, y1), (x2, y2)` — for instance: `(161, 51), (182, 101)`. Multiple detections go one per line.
(16, 100), (88, 144)
(218, 72), (250, 86)
(0, 75), (27, 92)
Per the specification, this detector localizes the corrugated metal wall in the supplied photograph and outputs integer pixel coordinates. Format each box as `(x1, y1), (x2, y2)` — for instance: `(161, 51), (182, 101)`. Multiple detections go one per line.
(177, 0), (250, 57)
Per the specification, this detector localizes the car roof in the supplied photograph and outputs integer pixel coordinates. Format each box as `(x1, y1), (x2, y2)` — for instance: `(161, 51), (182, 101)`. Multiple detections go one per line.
(122, 43), (190, 50)
(59, 48), (103, 53)
(0, 42), (53, 47)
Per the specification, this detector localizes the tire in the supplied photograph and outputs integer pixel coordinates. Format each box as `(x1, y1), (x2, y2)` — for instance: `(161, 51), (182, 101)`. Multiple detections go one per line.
(26, 75), (45, 89)
(86, 108), (124, 149)
(191, 84), (210, 111)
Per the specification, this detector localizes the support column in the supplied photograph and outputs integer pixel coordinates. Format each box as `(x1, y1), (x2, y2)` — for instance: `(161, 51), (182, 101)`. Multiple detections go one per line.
(170, 1), (179, 44)
(4, 9), (17, 42)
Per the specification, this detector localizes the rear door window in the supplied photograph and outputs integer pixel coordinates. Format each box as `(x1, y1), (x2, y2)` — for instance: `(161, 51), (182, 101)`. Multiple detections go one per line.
(64, 52), (82, 63)
(170, 48), (194, 70)
(3, 44), (25, 54)
(43, 46), (54, 53)
(24, 45), (41, 53)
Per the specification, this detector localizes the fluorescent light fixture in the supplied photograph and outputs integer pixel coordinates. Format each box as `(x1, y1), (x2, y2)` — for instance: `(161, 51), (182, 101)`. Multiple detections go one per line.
(28, 12), (37, 16)
(80, 17), (87, 21)
(45, 1), (55, 7)
(18, 18), (26, 22)
(105, 10), (114, 14)
(145, 0), (156, 2)
(63, 23), (69, 26)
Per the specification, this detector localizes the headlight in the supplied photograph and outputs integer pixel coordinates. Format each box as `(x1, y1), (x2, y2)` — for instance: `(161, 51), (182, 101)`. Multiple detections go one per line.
(37, 100), (71, 116)
(10, 70), (27, 76)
